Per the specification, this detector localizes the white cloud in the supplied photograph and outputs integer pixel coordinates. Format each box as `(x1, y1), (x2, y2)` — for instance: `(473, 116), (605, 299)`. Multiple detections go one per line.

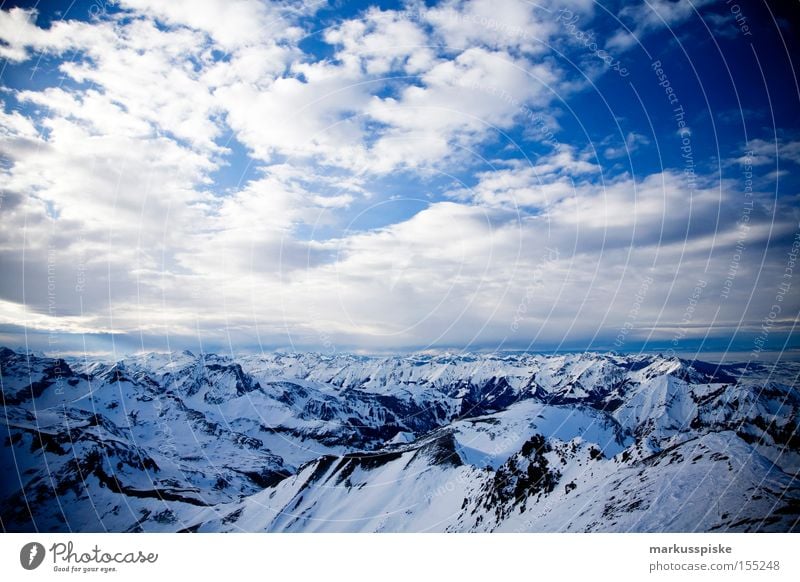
(0, 2), (796, 352)
(215, 60), (374, 165)
(603, 132), (651, 160)
(731, 138), (800, 167)
(259, 168), (796, 348)
(325, 7), (435, 75)
(447, 148), (599, 209)
(363, 47), (562, 172)
(117, 0), (304, 50)
(607, 0), (715, 51)
(0, 7), (107, 61)
(424, 0), (563, 53)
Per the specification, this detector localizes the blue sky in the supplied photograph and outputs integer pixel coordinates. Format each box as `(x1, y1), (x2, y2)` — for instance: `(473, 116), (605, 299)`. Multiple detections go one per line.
(0, 0), (798, 357)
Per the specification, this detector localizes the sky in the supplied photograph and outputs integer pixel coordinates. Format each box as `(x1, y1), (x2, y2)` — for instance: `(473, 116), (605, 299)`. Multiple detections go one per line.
(0, 0), (798, 358)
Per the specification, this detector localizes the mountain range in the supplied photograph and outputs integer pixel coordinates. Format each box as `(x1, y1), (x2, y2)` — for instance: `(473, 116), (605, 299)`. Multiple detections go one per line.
(1, 347), (798, 532)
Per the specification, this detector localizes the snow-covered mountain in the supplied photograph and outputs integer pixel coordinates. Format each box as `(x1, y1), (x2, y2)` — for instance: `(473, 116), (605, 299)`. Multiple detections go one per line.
(1, 347), (798, 532)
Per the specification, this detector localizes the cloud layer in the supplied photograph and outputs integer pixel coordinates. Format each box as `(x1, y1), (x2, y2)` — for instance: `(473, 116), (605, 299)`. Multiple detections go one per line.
(0, 0), (798, 355)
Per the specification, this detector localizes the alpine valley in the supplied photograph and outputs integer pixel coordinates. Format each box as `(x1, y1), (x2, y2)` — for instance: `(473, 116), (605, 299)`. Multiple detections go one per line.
(1, 347), (798, 532)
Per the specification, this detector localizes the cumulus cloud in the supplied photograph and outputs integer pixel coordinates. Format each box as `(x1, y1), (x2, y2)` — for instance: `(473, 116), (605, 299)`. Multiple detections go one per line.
(0, 1), (796, 353)
(117, 0), (306, 50)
